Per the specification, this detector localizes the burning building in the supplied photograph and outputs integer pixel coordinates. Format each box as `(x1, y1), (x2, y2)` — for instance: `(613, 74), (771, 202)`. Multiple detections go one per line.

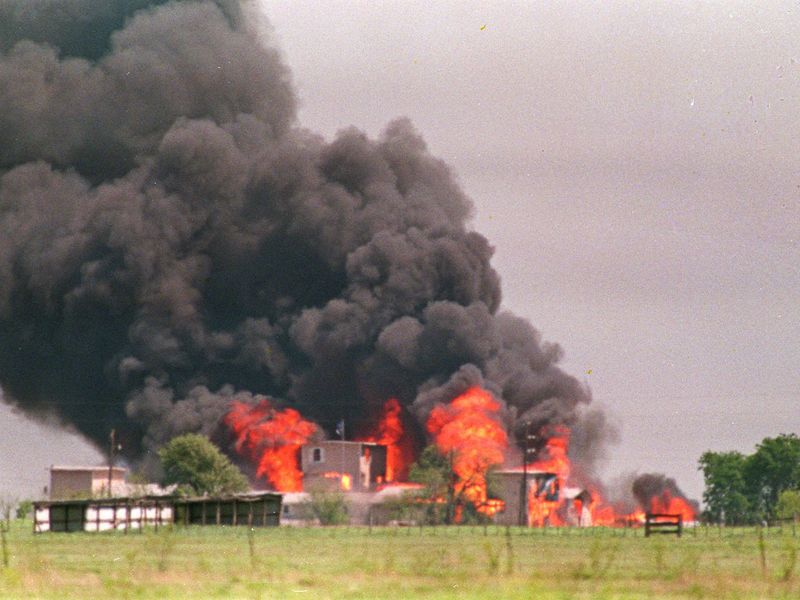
(492, 469), (593, 527)
(301, 441), (387, 492)
(0, 0), (696, 523)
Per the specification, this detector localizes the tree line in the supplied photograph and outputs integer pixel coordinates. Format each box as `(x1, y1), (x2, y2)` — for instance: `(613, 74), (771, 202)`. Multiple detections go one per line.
(699, 433), (800, 525)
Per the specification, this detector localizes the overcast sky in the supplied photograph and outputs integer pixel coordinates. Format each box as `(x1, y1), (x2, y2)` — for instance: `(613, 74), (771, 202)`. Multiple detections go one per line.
(2, 0), (798, 502)
(261, 0), (800, 501)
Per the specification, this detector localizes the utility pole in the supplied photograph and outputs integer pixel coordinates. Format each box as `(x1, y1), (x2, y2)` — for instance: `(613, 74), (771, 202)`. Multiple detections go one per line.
(107, 429), (117, 498)
(336, 419), (345, 491)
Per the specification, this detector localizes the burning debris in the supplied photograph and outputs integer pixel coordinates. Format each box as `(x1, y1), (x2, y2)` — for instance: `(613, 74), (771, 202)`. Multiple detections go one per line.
(0, 0), (696, 524)
(632, 473), (698, 523)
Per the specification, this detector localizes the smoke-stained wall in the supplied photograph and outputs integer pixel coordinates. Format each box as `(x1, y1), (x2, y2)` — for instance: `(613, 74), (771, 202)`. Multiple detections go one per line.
(0, 0), (599, 470)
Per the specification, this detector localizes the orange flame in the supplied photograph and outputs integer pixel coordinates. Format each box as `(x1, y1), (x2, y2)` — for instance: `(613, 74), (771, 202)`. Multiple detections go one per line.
(587, 492), (621, 527)
(323, 472), (352, 491)
(357, 398), (413, 482)
(528, 425), (571, 481)
(481, 498), (506, 517)
(525, 426), (570, 527)
(520, 425), (694, 527)
(426, 387), (508, 515)
(225, 399), (317, 492)
(650, 490), (695, 522)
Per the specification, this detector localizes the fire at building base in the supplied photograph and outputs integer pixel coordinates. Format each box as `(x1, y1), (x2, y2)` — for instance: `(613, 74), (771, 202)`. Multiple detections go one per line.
(228, 391), (697, 528)
(273, 439), (696, 528)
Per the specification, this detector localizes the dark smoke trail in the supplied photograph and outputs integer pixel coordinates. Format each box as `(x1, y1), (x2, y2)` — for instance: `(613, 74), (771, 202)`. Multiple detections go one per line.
(0, 0), (600, 473)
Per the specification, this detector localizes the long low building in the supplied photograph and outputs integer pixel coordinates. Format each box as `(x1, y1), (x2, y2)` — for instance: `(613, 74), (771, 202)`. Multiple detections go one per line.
(33, 492), (282, 533)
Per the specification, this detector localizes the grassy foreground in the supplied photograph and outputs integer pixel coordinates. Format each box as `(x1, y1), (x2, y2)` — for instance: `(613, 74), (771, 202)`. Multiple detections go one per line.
(1, 521), (799, 599)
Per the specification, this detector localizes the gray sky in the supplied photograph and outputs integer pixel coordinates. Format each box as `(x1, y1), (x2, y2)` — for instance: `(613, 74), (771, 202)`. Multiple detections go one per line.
(2, 0), (798, 502)
(260, 0), (800, 501)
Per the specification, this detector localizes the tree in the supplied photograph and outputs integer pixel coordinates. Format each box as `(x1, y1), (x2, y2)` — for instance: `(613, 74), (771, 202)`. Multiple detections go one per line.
(699, 434), (800, 523)
(409, 445), (452, 500)
(0, 496), (13, 568)
(409, 445), (453, 524)
(743, 434), (800, 518)
(407, 445), (499, 525)
(775, 490), (800, 521)
(698, 450), (751, 524)
(15, 499), (32, 520)
(159, 433), (248, 496)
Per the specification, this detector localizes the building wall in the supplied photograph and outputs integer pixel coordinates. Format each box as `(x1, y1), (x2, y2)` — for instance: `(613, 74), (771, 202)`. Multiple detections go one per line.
(174, 496), (281, 527)
(493, 471), (556, 526)
(494, 472), (525, 526)
(51, 471), (94, 500)
(90, 469), (126, 497)
(50, 468), (126, 499)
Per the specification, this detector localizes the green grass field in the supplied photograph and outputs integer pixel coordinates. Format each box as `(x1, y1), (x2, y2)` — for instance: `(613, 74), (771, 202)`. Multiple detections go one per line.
(1, 521), (798, 599)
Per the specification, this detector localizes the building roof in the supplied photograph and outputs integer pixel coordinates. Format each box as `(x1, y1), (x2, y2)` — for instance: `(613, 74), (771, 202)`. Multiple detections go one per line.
(306, 440), (383, 447)
(371, 483), (424, 503)
(563, 487), (592, 500)
(50, 465), (126, 473)
(174, 491), (282, 503)
(494, 468), (555, 476)
(281, 492), (311, 504)
(36, 490), (281, 507)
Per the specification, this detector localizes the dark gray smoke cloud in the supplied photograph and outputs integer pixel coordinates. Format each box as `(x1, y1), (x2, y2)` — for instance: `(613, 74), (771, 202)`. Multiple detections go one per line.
(0, 0), (600, 472)
(632, 473), (699, 514)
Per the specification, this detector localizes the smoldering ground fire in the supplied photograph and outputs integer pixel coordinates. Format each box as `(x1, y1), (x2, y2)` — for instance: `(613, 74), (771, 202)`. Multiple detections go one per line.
(0, 0), (694, 522)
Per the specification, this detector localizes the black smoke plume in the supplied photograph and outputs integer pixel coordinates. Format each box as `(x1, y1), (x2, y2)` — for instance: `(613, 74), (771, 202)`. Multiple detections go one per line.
(0, 0), (600, 472)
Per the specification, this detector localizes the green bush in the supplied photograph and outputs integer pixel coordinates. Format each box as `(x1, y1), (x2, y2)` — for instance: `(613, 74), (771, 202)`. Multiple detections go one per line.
(15, 500), (32, 520)
(776, 490), (800, 520)
(307, 491), (349, 525)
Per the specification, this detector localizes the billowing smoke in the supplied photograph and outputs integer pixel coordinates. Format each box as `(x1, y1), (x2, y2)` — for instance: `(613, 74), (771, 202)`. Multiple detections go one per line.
(632, 473), (699, 514)
(0, 0), (600, 472)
